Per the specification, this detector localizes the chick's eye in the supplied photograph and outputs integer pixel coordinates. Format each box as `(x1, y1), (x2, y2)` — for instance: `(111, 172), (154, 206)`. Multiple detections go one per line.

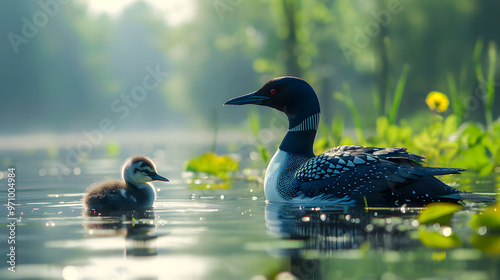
(270, 89), (276, 95)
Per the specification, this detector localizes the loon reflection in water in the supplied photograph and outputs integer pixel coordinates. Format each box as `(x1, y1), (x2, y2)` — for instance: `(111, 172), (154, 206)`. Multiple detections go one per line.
(265, 204), (423, 280)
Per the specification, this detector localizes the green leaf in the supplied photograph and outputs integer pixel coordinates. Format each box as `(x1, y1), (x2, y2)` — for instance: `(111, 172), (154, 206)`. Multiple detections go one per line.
(470, 234), (500, 255)
(106, 142), (120, 157)
(258, 145), (270, 164)
(479, 163), (495, 176)
(470, 202), (500, 232)
(418, 227), (463, 249)
(418, 202), (463, 225)
(442, 114), (458, 138)
(461, 124), (484, 147)
(189, 182), (232, 190)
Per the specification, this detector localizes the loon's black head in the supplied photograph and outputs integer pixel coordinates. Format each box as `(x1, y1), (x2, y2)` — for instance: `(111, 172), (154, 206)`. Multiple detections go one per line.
(122, 156), (169, 186)
(224, 76), (321, 122)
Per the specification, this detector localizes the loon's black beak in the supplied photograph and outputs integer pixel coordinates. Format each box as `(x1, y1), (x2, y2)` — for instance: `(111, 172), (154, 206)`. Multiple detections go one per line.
(224, 91), (270, 106)
(149, 173), (169, 182)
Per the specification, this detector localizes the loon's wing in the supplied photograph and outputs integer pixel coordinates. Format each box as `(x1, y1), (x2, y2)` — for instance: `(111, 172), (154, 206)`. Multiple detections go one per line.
(294, 145), (471, 205)
(295, 145), (463, 182)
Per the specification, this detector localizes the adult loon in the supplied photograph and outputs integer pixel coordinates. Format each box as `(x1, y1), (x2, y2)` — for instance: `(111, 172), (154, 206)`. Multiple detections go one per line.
(83, 156), (169, 215)
(224, 76), (495, 206)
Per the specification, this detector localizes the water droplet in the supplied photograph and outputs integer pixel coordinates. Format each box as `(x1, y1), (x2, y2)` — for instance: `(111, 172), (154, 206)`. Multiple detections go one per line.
(366, 224), (374, 232)
(479, 226), (487, 235)
(441, 226), (452, 237)
(220, 195), (225, 200)
(73, 167), (81, 175)
(249, 151), (259, 161)
(62, 265), (82, 280)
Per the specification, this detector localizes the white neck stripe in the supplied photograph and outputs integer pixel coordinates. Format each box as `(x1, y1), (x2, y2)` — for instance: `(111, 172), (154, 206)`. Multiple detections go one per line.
(289, 113), (320, 132)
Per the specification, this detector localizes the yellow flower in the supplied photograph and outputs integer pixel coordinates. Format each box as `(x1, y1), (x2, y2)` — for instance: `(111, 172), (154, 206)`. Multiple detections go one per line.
(426, 91), (449, 113)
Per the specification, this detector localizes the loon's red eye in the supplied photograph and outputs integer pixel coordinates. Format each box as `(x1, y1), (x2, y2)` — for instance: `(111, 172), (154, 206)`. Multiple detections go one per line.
(270, 89), (276, 95)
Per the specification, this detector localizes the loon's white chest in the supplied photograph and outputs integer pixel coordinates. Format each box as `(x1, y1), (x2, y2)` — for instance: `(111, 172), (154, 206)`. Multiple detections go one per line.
(264, 149), (290, 203)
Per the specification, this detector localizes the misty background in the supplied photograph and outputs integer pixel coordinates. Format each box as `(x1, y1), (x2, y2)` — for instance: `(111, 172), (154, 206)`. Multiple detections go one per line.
(1, 0), (499, 146)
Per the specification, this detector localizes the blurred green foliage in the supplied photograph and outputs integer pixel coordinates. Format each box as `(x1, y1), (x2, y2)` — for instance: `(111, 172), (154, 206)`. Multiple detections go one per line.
(313, 41), (500, 174)
(1, 0), (499, 135)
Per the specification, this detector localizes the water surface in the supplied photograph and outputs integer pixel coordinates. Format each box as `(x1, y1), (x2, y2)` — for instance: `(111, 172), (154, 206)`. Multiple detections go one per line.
(1, 139), (499, 280)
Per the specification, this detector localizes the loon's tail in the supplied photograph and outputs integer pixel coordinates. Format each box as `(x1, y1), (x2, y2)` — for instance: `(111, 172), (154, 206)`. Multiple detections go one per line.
(441, 192), (496, 203)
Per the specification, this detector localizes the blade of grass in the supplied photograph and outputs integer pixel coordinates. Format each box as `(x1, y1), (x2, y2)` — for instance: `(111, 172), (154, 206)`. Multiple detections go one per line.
(372, 85), (382, 116)
(388, 64), (411, 124)
(447, 73), (463, 123)
(383, 37), (394, 115)
(331, 115), (344, 144)
(473, 38), (485, 86)
(211, 109), (218, 152)
(486, 41), (496, 130)
(334, 84), (365, 144)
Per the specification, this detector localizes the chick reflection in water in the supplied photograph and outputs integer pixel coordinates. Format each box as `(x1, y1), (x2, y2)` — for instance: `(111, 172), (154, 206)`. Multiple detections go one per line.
(82, 156), (168, 257)
(83, 156), (169, 216)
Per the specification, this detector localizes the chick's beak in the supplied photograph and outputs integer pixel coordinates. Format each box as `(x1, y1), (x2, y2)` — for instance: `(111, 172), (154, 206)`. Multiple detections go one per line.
(149, 173), (170, 182)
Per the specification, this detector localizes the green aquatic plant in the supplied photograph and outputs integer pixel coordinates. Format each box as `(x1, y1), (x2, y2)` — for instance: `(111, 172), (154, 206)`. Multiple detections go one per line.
(314, 39), (500, 175)
(334, 83), (366, 145)
(184, 152), (239, 180)
(248, 109), (271, 164)
(418, 202), (463, 226)
(474, 40), (497, 131)
(415, 202), (500, 254)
